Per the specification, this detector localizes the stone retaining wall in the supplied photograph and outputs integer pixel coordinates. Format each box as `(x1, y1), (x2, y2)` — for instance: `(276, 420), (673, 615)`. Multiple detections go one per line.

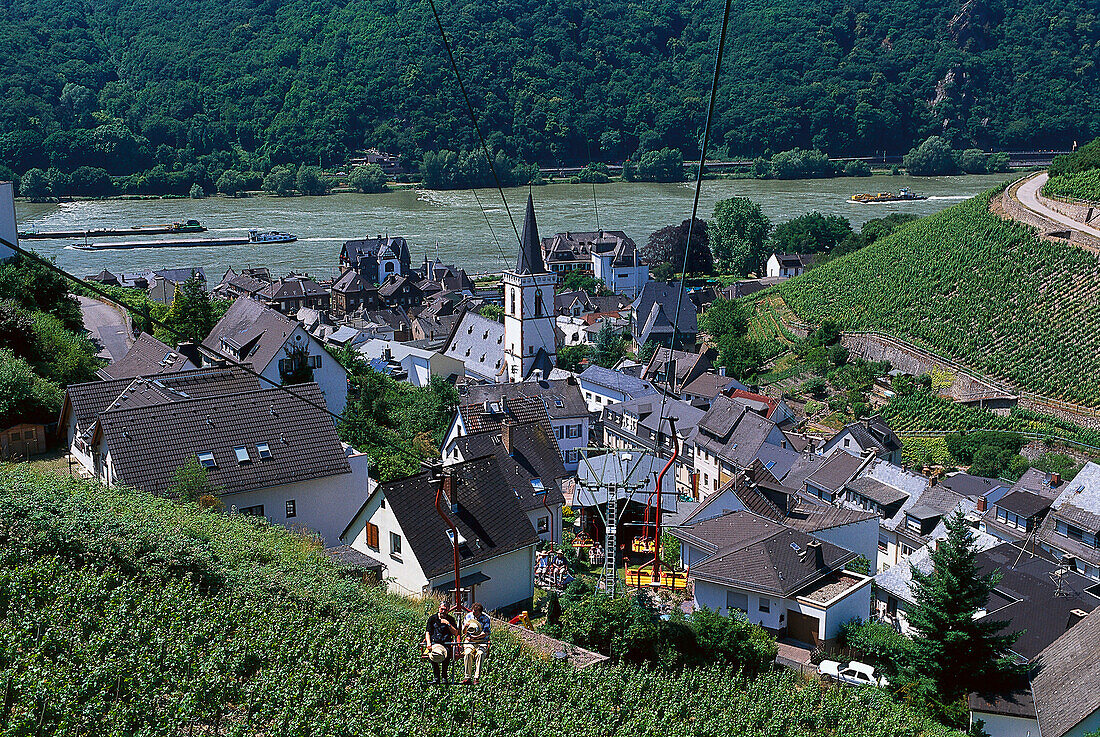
(1001, 182), (1100, 254)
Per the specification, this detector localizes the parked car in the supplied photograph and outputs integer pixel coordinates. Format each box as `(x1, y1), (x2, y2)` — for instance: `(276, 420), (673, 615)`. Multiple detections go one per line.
(817, 660), (889, 688)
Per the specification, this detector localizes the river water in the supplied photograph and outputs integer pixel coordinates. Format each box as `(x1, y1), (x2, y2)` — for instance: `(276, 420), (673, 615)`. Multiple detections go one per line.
(15, 173), (1011, 280)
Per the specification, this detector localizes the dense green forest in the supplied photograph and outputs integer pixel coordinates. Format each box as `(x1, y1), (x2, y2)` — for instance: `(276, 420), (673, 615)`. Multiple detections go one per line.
(0, 465), (963, 735)
(0, 0), (1096, 191)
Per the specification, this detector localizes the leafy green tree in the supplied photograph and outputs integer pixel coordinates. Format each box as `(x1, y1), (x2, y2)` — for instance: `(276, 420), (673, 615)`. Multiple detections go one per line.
(710, 197), (771, 276)
(216, 169), (247, 197)
(559, 272), (605, 294)
(477, 303), (504, 321)
(689, 606), (777, 674)
(0, 348), (63, 427)
(957, 149), (990, 174)
(556, 344), (591, 372)
(904, 136), (960, 176)
(262, 166), (296, 196)
(19, 168), (50, 200)
(159, 277), (216, 344)
(771, 212), (853, 255)
(637, 339), (657, 364)
(189, 183), (205, 199)
(764, 148), (838, 179)
(644, 218), (713, 275)
(0, 255), (83, 332)
(28, 311), (100, 385)
(907, 512), (1022, 701)
(167, 456), (220, 504)
(632, 148), (683, 182)
(295, 165), (328, 195)
(591, 323), (623, 368)
(347, 164), (387, 193)
(699, 299), (762, 377)
(279, 343), (314, 385)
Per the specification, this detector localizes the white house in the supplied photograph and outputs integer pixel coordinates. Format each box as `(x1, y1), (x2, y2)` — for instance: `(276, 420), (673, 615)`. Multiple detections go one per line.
(356, 338), (464, 387)
(821, 417), (903, 465)
(457, 378), (591, 471)
(765, 253), (816, 279)
(0, 181), (17, 260)
(75, 380), (369, 542)
(591, 243), (649, 298)
(201, 297), (348, 416)
(674, 510), (873, 646)
(577, 364), (658, 413)
(340, 458), (538, 611)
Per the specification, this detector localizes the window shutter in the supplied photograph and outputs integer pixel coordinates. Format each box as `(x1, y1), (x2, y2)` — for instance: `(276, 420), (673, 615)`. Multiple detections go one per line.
(366, 522), (379, 549)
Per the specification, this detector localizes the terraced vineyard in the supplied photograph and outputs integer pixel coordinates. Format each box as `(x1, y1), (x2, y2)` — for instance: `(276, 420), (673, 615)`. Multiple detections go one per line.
(0, 466), (961, 736)
(1043, 170), (1100, 202)
(776, 192), (1100, 407)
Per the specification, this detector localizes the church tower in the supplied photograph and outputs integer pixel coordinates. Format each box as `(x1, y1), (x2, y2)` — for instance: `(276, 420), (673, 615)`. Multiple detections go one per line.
(503, 195), (557, 382)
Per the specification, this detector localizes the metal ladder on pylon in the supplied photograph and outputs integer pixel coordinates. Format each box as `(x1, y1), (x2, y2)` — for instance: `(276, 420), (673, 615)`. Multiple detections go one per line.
(601, 484), (617, 596)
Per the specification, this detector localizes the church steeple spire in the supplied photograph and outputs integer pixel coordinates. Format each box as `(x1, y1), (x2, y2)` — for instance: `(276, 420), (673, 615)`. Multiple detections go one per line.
(515, 194), (546, 275)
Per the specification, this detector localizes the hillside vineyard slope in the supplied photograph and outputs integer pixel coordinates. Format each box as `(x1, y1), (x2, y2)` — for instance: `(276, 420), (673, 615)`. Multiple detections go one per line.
(776, 191), (1100, 407)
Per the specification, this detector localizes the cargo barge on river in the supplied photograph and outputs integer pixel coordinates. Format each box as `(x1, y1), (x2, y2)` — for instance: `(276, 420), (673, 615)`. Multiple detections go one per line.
(848, 188), (927, 204)
(71, 230), (296, 251)
(20, 220), (206, 240)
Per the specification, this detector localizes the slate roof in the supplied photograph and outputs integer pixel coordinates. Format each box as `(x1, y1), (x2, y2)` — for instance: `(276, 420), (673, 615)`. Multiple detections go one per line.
(574, 453), (677, 511)
(674, 510), (856, 597)
(996, 490), (1054, 519)
(680, 372), (747, 400)
(643, 347), (711, 390)
(452, 422), (567, 513)
(937, 473), (1009, 501)
(443, 310), (507, 382)
(97, 332), (197, 380)
(1011, 467), (1070, 501)
(845, 476), (910, 507)
(341, 236), (411, 265)
(325, 545), (385, 572)
(780, 453), (827, 491)
(515, 195), (546, 275)
(458, 394), (556, 442)
(1032, 607), (1100, 737)
(806, 451), (870, 494)
(258, 276), (326, 301)
(202, 297), (298, 371)
(542, 230), (640, 267)
(370, 455), (539, 580)
(62, 366), (260, 436)
(825, 417), (901, 457)
(154, 267), (207, 284)
(464, 378), (587, 419)
(632, 282), (697, 336)
(332, 268), (369, 294)
(96, 383), (350, 498)
(773, 253), (817, 268)
(577, 364), (658, 399)
(695, 395), (790, 468)
(1038, 462), (1100, 567)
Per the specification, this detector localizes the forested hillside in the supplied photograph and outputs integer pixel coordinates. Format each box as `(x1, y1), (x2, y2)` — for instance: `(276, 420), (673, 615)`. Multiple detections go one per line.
(775, 191), (1100, 407)
(1, 0), (1097, 184)
(0, 465), (960, 736)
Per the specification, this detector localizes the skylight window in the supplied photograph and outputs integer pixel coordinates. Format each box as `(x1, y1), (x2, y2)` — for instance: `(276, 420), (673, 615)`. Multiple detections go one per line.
(530, 478), (546, 495)
(790, 542), (801, 552)
(197, 451), (216, 469)
(447, 528), (467, 546)
(256, 442), (272, 459)
(234, 446), (251, 464)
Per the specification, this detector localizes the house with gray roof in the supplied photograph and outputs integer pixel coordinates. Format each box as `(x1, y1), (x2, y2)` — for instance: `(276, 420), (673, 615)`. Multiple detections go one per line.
(442, 310), (510, 383)
(630, 282), (697, 351)
(1038, 461), (1100, 581)
(692, 394), (800, 497)
(445, 419), (567, 543)
(340, 458), (538, 612)
(256, 275), (327, 314)
(330, 269), (380, 317)
(339, 235), (412, 285)
(821, 416), (902, 465)
(601, 396), (704, 497)
(148, 267), (207, 304)
(201, 297), (348, 416)
(642, 346), (714, 396)
(96, 332), (197, 381)
(577, 364), (658, 412)
(1029, 607), (1100, 737)
(673, 510), (873, 646)
(356, 338), (463, 388)
(455, 378), (589, 470)
(84, 381), (370, 542)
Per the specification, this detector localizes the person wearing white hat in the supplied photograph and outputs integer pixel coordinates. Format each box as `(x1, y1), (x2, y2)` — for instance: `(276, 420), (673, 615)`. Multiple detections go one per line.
(424, 600), (458, 685)
(461, 602), (491, 684)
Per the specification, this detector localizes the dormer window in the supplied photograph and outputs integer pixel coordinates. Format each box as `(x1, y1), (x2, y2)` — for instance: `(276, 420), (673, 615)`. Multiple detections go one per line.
(197, 451), (216, 469)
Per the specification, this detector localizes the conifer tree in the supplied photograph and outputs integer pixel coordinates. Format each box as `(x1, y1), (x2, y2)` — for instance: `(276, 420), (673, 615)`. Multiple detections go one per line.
(906, 512), (1021, 700)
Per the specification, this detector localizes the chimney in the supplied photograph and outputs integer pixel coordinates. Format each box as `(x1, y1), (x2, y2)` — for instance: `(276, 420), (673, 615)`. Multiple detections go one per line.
(443, 468), (459, 514)
(176, 341), (202, 367)
(1069, 609), (1089, 628)
(718, 366), (726, 377)
(1052, 472), (1061, 486)
(807, 540), (824, 567)
(501, 419), (515, 456)
(977, 495), (987, 513)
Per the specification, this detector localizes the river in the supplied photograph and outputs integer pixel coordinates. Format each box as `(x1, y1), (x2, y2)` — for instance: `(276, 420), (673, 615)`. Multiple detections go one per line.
(15, 173), (1012, 280)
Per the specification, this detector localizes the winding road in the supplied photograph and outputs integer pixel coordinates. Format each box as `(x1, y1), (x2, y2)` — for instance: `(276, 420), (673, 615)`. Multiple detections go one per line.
(79, 296), (133, 361)
(1013, 172), (1100, 242)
